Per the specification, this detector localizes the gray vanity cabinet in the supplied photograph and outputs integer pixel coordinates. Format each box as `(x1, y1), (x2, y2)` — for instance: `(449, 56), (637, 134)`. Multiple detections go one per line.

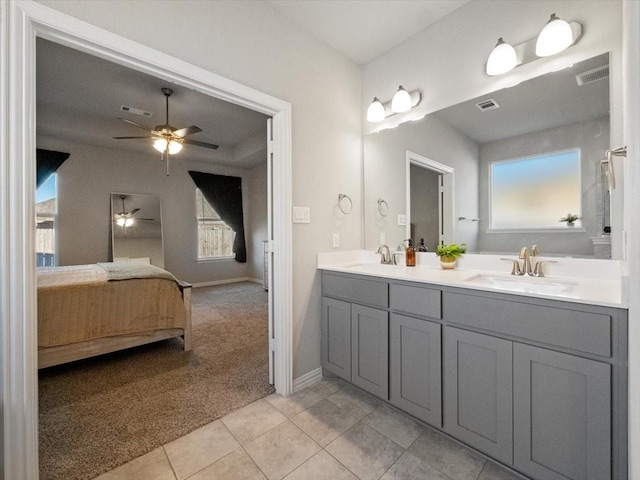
(444, 327), (513, 465)
(351, 304), (389, 399)
(390, 313), (441, 427)
(513, 343), (611, 480)
(321, 297), (352, 382)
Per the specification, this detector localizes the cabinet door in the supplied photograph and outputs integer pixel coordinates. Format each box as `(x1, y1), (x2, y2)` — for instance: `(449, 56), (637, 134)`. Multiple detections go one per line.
(351, 304), (389, 399)
(444, 327), (513, 465)
(321, 297), (351, 381)
(390, 314), (441, 426)
(514, 343), (611, 480)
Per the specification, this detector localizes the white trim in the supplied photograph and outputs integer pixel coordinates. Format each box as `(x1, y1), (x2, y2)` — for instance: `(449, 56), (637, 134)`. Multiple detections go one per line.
(293, 368), (323, 392)
(2, 1), (294, 478)
(192, 277), (263, 288)
(487, 227), (587, 234)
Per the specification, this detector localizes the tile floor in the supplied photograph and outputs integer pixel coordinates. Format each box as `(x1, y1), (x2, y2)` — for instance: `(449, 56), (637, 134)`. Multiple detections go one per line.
(94, 379), (525, 480)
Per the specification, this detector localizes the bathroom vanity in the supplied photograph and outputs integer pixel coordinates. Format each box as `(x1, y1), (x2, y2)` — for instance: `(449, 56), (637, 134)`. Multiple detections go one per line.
(318, 253), (627, 480)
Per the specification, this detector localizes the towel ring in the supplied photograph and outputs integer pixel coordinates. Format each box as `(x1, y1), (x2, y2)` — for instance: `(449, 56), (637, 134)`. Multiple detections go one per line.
(338, 194), (353, 215)
(377, 198), (388, 217)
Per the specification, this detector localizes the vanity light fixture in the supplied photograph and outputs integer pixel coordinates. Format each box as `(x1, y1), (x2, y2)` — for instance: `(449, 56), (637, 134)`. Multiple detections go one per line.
(486, 13), (582, 76)
(536, 13), (573, 57)
(366, 87), (421, 122)
(486, 38), (517, 76)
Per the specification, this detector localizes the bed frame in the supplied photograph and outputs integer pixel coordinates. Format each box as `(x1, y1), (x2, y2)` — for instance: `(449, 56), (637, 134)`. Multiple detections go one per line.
(38, 281), (192, 369)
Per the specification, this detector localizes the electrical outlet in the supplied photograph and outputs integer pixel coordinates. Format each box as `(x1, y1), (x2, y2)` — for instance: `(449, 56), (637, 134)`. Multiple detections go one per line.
(332, 233), (340, 248)
(398, 214), (407, 226)
(380, 232), (386, 244)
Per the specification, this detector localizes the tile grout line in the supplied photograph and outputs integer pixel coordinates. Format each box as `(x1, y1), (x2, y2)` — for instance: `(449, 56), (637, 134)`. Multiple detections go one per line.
(161, 445), (180, 480)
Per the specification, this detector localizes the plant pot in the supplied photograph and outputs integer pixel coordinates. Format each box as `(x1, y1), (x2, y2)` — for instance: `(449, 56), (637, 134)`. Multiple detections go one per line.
(440, 257), (457, 269)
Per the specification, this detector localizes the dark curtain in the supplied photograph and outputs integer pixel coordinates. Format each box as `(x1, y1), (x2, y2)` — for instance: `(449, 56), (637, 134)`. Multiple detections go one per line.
(37, 148), (70, 188)
(188, 171), (247, 263)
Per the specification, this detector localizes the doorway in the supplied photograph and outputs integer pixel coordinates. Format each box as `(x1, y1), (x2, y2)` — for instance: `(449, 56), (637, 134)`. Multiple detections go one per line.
(1, 2), (293, 478)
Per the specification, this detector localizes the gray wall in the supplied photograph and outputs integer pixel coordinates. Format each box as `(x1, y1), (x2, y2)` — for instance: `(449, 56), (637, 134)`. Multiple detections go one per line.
(246, 162), (268, 283)
(38, 135), (267, 284)
(477, 116), (610, 256)
(364, 114), (479, 252)
(410, 164), (439, 251)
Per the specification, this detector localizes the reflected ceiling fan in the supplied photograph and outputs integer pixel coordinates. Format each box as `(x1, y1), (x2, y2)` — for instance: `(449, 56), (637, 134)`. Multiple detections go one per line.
(114, 195), (154, 234)
(113, 87), (219, 174)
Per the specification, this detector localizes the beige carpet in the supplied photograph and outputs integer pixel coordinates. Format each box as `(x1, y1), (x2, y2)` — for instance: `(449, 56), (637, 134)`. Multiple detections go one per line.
(39, 281), (273, 480)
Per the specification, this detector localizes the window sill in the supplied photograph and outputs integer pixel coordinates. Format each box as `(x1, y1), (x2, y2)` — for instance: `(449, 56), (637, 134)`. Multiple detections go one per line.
(197, 256), (236, 263)
(487, 227), (587, 234)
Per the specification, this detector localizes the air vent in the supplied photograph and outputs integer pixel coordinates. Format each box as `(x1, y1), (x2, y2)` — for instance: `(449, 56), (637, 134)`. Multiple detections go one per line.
(475, 99), (500, 112)
(576, 65), (609, 86)
(120, 105), (153, 117)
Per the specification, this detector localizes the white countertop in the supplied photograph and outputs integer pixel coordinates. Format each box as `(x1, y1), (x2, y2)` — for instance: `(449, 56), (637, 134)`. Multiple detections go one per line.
(318, 250), (627, 308)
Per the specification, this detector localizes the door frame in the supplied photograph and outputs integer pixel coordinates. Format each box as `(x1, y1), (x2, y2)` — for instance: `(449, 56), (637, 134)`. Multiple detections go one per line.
(405, 150), (455, 246)
(1, 1), (293, 478)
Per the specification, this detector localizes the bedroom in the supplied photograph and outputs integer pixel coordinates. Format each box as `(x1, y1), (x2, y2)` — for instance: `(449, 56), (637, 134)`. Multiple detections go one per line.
(35, 37), (275, 479)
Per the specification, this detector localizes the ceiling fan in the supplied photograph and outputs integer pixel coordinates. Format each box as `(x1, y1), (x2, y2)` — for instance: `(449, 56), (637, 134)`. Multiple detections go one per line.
(113, 87), (219, 174)
(113, 195), (154, 234)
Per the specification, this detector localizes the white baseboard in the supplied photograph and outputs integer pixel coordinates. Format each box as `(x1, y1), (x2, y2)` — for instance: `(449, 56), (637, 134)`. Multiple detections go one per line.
(247, 277), (265, 285)
(293, 367), (323, 392)
(193, 277), (258, 288)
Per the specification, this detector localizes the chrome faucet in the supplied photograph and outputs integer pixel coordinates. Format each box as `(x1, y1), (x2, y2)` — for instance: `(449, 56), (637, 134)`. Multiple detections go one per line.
(376, 244), (392, 264)
(519, 247), (533, 276)
(503, 245), (558, 277)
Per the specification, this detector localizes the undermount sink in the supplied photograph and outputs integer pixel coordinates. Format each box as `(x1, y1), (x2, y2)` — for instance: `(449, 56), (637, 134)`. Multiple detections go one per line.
(343, 263), (406, 274)
(464, 274), (578, 295)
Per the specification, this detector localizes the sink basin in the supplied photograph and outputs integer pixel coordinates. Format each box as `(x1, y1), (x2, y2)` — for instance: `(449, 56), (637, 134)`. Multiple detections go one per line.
(343, 263), (406, 274)
(464, 274), (578, 295)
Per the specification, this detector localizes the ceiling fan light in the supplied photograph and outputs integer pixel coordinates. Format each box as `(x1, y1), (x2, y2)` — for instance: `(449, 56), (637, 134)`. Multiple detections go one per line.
(391, 86), (412, 113)
(486, 38), (517, 76)
(116, 217), (125, 227)
(536, 13), (573, 57)
(168, 140), (183, 155)
(366, 97), (386, 122)
(125, 218), (134, 227)
(153, 138), (168, 153)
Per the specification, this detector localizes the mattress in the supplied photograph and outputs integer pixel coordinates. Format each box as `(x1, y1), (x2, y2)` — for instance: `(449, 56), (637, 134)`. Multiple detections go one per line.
(37, 264), (186, 348)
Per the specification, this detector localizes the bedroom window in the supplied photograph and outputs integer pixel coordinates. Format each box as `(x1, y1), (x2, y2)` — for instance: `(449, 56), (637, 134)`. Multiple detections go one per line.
(196, 188), (235, 259)
(36, 173), (57, 267)
(489, 149), (581, 230)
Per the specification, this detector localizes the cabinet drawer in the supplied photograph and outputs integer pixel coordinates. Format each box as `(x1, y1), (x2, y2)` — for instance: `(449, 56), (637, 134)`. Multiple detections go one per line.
(443, 292), (611, 357)
(323, 273), (388, 308)
(390, 283), (441, 319)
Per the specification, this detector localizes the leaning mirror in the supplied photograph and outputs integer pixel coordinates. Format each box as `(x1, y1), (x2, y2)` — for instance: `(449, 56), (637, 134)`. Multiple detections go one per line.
(364, 53), (611, 258)
(111, 193), (164, 268)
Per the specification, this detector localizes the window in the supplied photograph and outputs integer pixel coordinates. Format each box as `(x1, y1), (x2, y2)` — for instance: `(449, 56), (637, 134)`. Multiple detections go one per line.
(490, 149), (581, 230)
(196, 189), (235, 259)
(36, 173), (57, 267)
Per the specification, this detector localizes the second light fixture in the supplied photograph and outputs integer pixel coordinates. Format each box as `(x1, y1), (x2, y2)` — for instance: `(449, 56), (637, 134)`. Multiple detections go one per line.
(366, 85), (421, 123)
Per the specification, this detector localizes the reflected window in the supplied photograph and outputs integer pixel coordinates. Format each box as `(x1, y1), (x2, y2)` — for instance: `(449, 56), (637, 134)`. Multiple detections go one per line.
(36, 173), (57, 267)
(196, 189), (235, 259)
(490, 149), (581, 229)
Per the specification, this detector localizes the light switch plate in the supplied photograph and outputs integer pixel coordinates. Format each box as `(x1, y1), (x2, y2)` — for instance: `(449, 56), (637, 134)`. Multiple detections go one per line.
(380, 232), (386, 244)
(332, 233), (340, 248)
(398, 214), (407, 226)
(292, 206), (311, 224)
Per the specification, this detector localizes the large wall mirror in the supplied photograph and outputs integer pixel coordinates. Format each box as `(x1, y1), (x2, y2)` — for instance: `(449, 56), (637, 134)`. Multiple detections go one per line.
(364, 53), (612, 258)
(111, 193), (164, 268)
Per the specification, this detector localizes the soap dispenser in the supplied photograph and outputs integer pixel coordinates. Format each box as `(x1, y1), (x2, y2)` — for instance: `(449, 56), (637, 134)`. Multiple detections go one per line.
(417, 238), (428, 252)
(405, 239), (416, 267)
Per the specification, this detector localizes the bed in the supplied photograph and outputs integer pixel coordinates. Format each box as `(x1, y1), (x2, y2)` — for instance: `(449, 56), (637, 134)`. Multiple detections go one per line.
(37, 262), (192, 369)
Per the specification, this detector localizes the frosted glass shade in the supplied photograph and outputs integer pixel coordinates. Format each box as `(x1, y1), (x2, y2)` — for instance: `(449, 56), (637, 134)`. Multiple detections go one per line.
(153, 138), (168, 153)
(536, 14), (573, 57)
(116, 217), (134, 227)
(366, 97), (385, 122)
(486, 38), (517, 76)
(391, 86), (412, 113)
(168, 140), (182, 154)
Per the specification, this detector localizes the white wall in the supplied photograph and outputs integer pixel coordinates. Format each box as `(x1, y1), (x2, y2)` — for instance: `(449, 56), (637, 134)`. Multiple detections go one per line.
(36, 0), (363, 379)
(37, 135), (266, 284)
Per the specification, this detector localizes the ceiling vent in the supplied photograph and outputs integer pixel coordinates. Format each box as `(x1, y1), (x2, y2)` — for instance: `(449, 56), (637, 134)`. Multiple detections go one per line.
(120, 105), (153, 117)
(575, 65), (609, 86)
(475, 99), (500, 112)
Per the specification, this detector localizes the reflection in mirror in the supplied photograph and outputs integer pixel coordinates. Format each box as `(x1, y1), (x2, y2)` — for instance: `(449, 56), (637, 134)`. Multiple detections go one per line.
(111, 193), (164, 268)
(364, 53), (611, 258)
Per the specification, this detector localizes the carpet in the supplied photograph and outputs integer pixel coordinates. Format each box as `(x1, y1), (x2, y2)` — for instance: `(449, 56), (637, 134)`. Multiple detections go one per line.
(38, 281), (273, 480)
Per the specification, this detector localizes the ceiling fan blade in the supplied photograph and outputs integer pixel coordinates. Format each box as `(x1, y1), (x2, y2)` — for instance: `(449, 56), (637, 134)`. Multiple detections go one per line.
(183, 138), (219, 150)
(136, 218), (156, 222)
(129, 208), (141, 215)
(118, 118), (153, 132)
(113, 136), (153, 139)
(173, 125), (202, 138)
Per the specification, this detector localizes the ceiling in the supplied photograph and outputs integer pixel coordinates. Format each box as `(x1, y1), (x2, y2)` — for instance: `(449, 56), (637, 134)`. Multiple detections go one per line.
(267, 0), (470, 65)
(36, 39), (270, 168)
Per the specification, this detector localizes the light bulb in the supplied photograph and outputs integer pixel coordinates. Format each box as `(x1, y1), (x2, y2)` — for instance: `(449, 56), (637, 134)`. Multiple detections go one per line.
(366, 97), (386, 122)
(116, 217), (125, 227)
(486, 38), (517, 76)
(153, 138), (168, 153)
(536, 13), (573, 57)
(168, 140), (182, 154)
(125, 218), (134, 227)
(391, 86), (412, 113)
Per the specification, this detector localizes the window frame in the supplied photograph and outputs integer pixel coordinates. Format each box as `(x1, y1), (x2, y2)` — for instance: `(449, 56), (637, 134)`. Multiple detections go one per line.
(487, 148), (584, 233)
(195, 188), (236, 261)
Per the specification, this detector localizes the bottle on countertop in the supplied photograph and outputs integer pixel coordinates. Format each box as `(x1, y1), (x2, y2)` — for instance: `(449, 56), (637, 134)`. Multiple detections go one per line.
(405, 239), (416, 267)
(417, 238), (428, 252)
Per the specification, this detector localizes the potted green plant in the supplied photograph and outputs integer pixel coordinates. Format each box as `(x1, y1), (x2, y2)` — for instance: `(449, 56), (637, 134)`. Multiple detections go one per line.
(435, 243), (467, 269)
(560, 213), (580, 227)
